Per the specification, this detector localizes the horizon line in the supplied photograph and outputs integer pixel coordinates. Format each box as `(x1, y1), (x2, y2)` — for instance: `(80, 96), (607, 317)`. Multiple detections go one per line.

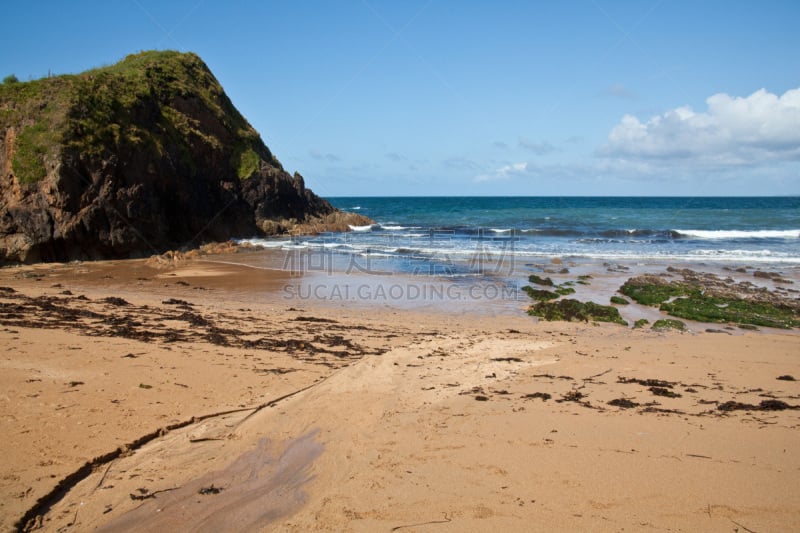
(322, 194), (800, 199)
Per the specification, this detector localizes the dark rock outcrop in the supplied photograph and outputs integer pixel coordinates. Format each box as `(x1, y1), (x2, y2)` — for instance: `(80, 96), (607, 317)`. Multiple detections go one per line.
(0, 50), (368, 264)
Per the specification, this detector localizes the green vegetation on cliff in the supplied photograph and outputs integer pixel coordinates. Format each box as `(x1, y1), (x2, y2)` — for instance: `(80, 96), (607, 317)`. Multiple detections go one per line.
(0, 50), (353, 263)
(0, 50), (280, 184)
(1, 75), (72, 183)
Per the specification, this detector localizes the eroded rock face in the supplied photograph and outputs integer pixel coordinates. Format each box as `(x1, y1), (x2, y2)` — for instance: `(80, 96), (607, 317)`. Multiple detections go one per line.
(0, 51), (358, 264)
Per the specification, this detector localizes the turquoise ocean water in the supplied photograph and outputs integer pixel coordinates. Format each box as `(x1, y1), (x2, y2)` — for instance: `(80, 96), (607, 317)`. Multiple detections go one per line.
(241, 197), (800, 277)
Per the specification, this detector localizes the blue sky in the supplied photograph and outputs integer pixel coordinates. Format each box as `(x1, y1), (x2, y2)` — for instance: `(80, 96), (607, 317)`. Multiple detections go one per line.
(2, 1), (799, 196)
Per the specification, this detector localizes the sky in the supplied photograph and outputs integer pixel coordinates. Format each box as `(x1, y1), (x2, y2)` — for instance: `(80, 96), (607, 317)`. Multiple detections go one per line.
(2, 1), (799, 197)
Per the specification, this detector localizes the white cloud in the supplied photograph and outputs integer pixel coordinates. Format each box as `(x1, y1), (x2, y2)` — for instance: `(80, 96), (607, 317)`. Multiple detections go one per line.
(601, 87), (800, 164)
(474, 162), (529, 183)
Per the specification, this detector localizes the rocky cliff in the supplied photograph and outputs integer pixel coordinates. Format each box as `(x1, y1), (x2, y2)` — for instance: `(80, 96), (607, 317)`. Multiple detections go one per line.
(0, 51), (368, 263)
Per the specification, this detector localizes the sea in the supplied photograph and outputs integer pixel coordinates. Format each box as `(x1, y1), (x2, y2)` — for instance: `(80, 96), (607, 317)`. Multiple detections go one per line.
(234, 196), (799, 311)
(241, 197), (800, 273)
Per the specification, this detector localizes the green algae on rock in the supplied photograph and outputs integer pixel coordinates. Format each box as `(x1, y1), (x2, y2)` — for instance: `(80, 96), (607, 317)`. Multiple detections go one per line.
(554, 286), (576, 296)
(528, 298), (627, 326)
(660, 295), (799, 329)
(652, 319), (686, 332)
(619, 276), (693, 306)
(528, 274), (554, 287)
(620, 273), (800, 330)
(521, 286), (559, 301)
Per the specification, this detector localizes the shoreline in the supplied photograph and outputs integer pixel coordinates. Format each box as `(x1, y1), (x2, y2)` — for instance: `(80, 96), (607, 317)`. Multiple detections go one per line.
(1, 253), (799, 531)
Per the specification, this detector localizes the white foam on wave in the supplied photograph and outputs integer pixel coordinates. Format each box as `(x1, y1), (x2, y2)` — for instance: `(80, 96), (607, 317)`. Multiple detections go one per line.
(531, 249), (800, 264)
(266, 239), (800, 265)
(236, 238), (292, 248)
(490, 228), (511, 233)
(675, 229), (800, 239)
(356, 251), (395, 258)
(380, 225), (407, 231)
(348, 224), (377, 232)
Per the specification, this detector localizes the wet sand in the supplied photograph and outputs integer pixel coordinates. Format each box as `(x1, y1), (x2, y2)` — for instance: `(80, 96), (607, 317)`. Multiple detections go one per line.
(1, 253), (799, 532)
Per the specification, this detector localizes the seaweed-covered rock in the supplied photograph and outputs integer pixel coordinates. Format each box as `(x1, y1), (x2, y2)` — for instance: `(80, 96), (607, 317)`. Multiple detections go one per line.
(522, 286), (559, 301)
(652, 319), (686, 331)
(528, 274), (554, 286)
(555, 286), (576, 296)
(528, 298), (627, 325)
(620, 273), (800, 329)
(661, 296), (799, 329)
(619, 275), (693, 306)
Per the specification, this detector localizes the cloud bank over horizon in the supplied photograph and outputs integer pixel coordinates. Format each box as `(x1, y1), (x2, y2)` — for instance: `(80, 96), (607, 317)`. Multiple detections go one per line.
(601, 87), (800, 165)
(474, 86), (800, 193)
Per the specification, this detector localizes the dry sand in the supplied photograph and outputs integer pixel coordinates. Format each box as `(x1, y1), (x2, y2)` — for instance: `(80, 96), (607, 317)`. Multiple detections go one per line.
(1, 255), (799, 532)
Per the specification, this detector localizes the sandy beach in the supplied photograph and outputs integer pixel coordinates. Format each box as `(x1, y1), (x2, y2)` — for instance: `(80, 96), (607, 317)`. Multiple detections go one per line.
(1, 252), (799, 532)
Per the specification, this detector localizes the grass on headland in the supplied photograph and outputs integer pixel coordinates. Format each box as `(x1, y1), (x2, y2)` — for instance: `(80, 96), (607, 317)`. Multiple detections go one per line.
(0, 50), (280, 185)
